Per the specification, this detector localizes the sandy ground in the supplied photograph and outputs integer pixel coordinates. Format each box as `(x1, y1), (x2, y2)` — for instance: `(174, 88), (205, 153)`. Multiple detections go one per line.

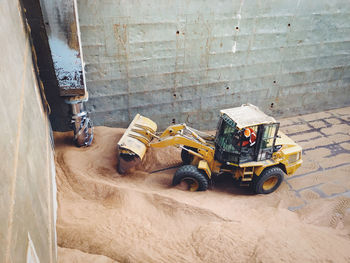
(55, 107), (350, 263)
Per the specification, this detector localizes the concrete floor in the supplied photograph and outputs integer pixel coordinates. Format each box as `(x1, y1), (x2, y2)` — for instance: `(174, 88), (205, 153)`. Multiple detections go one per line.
(280, 107), (350, 211)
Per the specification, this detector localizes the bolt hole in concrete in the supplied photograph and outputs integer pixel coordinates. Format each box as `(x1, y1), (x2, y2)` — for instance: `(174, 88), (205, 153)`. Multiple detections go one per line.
(172, 118), (176, 124)
(176, 30), (179, 35)
(173, 94), (176, 98)
(271, 103), (274, 108)
(226, 87), (229, 90)
(273, 80), (276, 84)
(235, 26), (239, 30)
(288, 23), (291, 27)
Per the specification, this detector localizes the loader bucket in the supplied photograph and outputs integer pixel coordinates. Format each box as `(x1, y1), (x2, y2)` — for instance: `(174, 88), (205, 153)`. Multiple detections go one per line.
(117, 114), (157, 174)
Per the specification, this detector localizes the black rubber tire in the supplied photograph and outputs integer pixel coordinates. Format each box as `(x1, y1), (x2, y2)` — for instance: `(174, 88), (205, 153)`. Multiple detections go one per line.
(172, 165), (208, 191)
(181, 147), (197, 165)
(254, 167), (284, 194)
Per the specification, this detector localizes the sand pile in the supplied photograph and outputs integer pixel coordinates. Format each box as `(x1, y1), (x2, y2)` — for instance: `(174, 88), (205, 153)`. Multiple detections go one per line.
(54, 127), (350, 263)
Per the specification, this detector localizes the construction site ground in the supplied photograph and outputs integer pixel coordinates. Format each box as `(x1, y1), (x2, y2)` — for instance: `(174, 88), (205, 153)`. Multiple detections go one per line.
(55, 107), (350, 263)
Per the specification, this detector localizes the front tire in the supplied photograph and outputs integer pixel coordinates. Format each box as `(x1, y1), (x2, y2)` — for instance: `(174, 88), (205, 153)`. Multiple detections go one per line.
(254, 167), (284, 194)
(172, 165), (208, 191)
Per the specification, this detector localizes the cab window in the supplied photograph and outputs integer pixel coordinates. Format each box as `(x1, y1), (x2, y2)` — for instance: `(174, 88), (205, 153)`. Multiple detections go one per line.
(262, 125), (276, 148)
(258, 123), (279, 161)
(216, 119), (240, 153)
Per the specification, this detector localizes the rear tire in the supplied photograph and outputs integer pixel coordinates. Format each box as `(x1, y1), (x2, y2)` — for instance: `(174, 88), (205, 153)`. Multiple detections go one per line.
(254, 167), (284, 194)
(181, 147), (197, 164)
(172, 165), (208, 191)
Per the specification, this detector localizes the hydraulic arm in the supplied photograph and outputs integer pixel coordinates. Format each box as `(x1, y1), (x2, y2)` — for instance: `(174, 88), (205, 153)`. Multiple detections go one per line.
(117, 114), (214, 174)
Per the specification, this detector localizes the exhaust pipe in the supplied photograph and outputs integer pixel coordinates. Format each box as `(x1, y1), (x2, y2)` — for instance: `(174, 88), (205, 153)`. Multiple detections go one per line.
(65, 94), (93, 147)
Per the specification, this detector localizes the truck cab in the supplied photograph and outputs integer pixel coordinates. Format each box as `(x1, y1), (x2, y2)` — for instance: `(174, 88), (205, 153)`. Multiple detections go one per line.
(215, 104), (280, 164)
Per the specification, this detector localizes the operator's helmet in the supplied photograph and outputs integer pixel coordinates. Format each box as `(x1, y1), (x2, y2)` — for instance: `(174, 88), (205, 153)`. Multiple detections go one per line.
(244, 128), (251, 138)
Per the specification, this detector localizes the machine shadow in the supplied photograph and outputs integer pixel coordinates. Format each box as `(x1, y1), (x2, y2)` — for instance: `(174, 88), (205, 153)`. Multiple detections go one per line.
(209, 174), (256, 196)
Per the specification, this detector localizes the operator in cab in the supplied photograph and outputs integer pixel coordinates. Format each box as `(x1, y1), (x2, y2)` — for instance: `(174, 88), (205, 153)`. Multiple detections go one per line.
(242, 127), (256, 147)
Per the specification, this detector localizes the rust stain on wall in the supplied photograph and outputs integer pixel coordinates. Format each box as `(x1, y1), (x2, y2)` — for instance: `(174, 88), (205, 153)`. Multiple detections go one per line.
(68, 20), (79, 51)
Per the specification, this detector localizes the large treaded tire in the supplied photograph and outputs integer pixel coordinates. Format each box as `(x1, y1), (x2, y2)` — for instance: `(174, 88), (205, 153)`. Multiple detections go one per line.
(181, 147), (197, 165)
(254, 166), (284, 194)
(172, 165), (208, 191)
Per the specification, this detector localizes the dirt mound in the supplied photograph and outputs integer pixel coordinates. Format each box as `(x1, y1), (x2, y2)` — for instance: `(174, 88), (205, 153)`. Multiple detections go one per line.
(58, 247), (117, 263)
(54, 127), (350, 262)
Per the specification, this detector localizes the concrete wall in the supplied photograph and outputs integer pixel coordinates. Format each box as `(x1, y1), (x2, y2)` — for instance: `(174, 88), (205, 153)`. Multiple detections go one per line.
(78, 0), (350, 130)
(0, 0), (57, 262)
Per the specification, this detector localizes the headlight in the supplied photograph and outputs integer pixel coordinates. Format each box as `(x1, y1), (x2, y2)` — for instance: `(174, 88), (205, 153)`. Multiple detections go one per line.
(289, 152), (301, 163)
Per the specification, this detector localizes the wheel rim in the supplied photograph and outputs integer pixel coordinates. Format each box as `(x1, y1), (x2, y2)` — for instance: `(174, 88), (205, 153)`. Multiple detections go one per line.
(180, 177), (199, 191)
(262, 176), (278, 191)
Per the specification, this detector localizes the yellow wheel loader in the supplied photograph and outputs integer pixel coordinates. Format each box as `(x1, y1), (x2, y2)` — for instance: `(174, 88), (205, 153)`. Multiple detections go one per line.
(117, 104), (302, 194)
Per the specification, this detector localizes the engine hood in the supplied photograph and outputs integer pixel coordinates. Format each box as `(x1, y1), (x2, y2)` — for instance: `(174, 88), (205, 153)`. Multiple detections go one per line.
(276, 131), (298, 147)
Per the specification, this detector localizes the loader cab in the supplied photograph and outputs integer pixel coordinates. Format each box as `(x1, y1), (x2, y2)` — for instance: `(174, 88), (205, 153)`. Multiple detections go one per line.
(214, 104), (279, 164)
